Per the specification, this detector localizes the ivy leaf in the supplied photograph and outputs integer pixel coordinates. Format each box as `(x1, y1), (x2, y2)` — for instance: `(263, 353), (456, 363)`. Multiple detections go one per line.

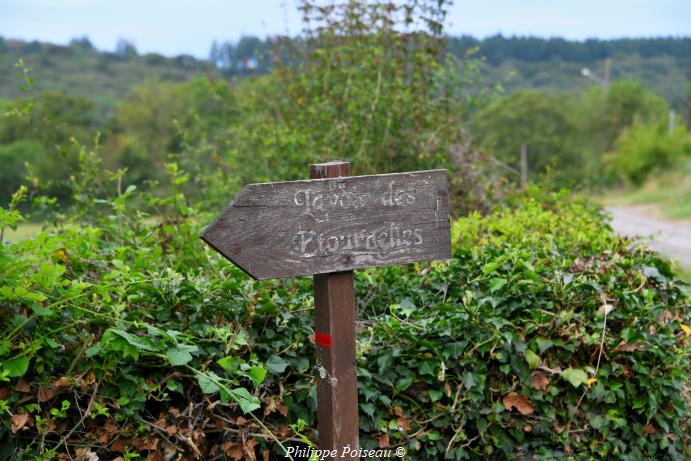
(489, 277), (507, 292)
(536, 338), (554, 353)
(218, 356), (239, 371)
(2, 356), (29, 377)
(361, 402), (375, 417)
(196, 372), (221, 394)
(230, 387), (261, 414)
(502, 392), (535, 415)
(31, 305), (54, 317)
(525, 350), (540, 369)
(482, 261), (501, 275)
(428, 389), (443, 402)
(419, 361), (435, 376)
(561, 368), (588, 388)
(248, 366), (267, 387)
(642, 265), (666, 283)
(396, 298), (416, 316)
(394, 376), (414, 392)
(463, 371), (477, 389)
(166, 347), (193, 366)
(265, 355), (288, 374)
(103, 328), (159, 352)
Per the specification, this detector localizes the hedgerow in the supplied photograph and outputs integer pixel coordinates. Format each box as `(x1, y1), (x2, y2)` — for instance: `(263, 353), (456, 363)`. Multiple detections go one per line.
(0, 154), (688, 460)
(1, 2), (689, 459)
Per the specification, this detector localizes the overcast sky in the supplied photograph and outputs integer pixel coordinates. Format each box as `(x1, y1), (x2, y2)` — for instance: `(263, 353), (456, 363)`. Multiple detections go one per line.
(1, 0), (689, 58)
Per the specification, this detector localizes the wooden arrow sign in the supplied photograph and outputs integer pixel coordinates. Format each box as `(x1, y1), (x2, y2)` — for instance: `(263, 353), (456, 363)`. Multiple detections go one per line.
(201, 169), (451, 279)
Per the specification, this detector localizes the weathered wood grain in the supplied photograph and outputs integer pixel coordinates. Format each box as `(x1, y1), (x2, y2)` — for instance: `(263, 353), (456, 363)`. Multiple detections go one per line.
(201, 169), (451, 279)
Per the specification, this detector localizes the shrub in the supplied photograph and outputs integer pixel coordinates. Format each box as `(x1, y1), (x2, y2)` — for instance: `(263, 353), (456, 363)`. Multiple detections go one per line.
(362, 193), (689, 459)
(1, 167), (688, 459)
(473, 91), (583, 185)
(604, 121), (691, 185)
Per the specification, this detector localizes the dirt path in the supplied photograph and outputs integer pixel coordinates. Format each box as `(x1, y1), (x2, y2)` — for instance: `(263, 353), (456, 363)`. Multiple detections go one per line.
(608, 206), (691, 268)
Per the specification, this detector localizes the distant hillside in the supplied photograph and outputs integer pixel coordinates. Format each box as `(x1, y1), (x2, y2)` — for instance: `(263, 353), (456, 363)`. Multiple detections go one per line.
(211, 35), (691, 108)
(447, 36), (691, 109)
(1, 35), (689, 117)
(0, 37), (218, 120)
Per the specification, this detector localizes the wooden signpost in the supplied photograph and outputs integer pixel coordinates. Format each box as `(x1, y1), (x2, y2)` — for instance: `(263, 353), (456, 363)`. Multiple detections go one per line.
(201, 161), (451, 459)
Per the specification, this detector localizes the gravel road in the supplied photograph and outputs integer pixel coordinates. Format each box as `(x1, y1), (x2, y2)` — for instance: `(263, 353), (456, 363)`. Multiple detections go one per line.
(608, 206), (691, 268)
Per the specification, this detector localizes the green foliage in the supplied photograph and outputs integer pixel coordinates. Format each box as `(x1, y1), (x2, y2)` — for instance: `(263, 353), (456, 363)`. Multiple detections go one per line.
(473, 81), (673, 188)
(447, 35), (691, 65)
(0, 5), (689, 459)
(474, 90), (583, 183)
(1, 32), (687, 198)
(0, 141), (43, 202)
(576, 81), (669, 157)
(107, 76), (237, 185)
(0, 65), (100, 204)
(0, 155), (688, 459)
(0, 38), (216, 121)
(213, 0), (460, 184)
(605, 121), (691, 184)
(0, 152), (296, 458)
(282, 1), (453, 171)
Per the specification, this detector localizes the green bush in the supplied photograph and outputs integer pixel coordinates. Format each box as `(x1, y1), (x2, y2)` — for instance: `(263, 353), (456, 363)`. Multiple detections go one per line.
(206, 1), (503, 204)
(0, 86), (98, 204)
(473, 91), (583, 184)
(605, 121), (691, 185)
(358, 192), (689, 459)
(1, 163), (688, 459)
(472, 81), (673, 188)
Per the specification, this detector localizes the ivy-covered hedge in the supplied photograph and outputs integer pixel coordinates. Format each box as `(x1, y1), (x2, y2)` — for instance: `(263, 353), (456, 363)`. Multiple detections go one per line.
(0, 178), (689, 460)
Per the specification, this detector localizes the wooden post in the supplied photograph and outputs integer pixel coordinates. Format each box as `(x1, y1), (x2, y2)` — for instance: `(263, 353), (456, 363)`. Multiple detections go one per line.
(201, 161), (451, 459)
(310, 161), (359, 460)
(603, 57), (611, 93)
(520, 143), (528, 190)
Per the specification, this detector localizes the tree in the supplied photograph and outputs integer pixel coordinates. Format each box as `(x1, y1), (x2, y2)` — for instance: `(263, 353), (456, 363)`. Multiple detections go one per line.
(69, 36), (94, 51)
(474, 91), (583, 184)
(115, 38), (137, 60)
(575, 80), (668, 152)
(570, 80), (669, 186)
(604, 120), (691, 184)
(0, 92), (96, 203)
(209, 40), (221, 66)
(106, 77), (236, 184)
(110, 80), (190, 167)
(260, 0), (458, 174)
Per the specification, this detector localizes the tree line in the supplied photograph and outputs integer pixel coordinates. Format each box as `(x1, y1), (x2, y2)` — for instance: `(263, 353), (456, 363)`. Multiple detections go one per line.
(209, 35), (691, 75)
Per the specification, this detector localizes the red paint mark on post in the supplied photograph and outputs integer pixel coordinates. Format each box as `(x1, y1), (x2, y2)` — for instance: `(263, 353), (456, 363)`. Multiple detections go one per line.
(315, 333), (332, 348)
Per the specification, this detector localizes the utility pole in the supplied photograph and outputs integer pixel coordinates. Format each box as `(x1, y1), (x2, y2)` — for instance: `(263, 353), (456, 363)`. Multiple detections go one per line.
(669, 110), (676, 136)
(581, 58), (612, 93)
(520, 143), (528, 190)
(603, 58), (611, 93)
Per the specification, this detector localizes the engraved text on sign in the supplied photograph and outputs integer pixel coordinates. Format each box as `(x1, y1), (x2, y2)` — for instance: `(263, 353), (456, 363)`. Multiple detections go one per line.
(200, 170), (451, 279)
